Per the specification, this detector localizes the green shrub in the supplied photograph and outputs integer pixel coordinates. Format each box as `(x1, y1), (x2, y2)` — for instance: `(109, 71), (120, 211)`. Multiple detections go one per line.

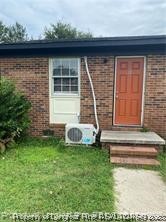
(0, 77), (31, 151)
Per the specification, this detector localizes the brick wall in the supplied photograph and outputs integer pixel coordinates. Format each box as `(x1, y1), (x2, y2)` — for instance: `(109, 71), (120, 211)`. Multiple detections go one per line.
(0, 55), (165, 139)
(0, 58), (50, 136)
(144, 55), (166, 138)
(80, 57), (114, 129)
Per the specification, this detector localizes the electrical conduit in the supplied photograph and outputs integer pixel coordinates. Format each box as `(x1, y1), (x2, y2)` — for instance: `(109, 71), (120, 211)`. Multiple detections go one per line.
(84, 56), (99, 134)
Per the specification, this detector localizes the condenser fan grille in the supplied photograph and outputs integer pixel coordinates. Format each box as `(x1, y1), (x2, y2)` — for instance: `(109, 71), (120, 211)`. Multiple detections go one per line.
(67, 127), (83, 142)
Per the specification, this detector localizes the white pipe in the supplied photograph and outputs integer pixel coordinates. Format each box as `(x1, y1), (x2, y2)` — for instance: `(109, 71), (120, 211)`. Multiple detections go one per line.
(84, 56), (99, 134)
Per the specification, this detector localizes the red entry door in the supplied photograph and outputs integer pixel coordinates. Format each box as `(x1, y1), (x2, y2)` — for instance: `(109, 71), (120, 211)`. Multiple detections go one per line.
(114, 58), (144, 125)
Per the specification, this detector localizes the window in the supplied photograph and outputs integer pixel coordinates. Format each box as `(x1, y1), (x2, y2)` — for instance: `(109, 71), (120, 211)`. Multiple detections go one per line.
(52, 58), (79, 95)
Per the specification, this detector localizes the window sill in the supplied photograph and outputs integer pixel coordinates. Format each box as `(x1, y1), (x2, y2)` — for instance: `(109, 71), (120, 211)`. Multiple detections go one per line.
(50, 94), (80, 98)
(49, 123), (65, 127)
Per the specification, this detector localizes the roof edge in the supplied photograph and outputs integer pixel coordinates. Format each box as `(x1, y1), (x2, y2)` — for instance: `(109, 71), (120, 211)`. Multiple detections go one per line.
(0, 34), (165, 46)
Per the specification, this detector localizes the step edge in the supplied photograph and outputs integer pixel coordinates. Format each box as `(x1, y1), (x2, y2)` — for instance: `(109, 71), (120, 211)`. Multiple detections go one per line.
(111, 157), (160, 165)
(110, 148), (158, 153)
(101, 139), (165, 145)
(110, 154), (158, 157)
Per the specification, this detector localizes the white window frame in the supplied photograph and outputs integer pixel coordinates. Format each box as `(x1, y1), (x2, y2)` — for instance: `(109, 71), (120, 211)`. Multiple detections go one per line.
(50, 57), (80, 97)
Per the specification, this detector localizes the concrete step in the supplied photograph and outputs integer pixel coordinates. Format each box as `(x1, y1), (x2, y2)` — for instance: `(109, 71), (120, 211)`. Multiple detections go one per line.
(101, 130), (165, 145)
(110, 145), (158, 157)
(111, 156), (160, 166)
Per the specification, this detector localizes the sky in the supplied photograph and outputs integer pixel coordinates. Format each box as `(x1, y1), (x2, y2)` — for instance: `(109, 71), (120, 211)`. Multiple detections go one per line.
(0, 0), (165, 38)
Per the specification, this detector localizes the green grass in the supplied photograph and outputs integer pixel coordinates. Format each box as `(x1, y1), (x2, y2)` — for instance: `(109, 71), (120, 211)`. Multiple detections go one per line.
(0, 137), (165, 222)
(158, 152), (166, 181)
(0, 138), (114, 219)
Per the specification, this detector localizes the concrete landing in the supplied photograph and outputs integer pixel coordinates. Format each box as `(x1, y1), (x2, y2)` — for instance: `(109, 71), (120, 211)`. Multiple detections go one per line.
(101, 131), (165, 145)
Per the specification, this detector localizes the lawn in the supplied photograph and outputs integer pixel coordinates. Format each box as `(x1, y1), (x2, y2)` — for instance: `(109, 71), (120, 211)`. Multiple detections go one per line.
(158, 151), (166, 182)
(0, 138), (165, 222)
(0, 138), (114, 220)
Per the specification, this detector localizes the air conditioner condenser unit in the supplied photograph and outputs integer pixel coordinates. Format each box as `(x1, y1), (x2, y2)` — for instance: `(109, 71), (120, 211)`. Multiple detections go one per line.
(65, 123), (96, 145)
